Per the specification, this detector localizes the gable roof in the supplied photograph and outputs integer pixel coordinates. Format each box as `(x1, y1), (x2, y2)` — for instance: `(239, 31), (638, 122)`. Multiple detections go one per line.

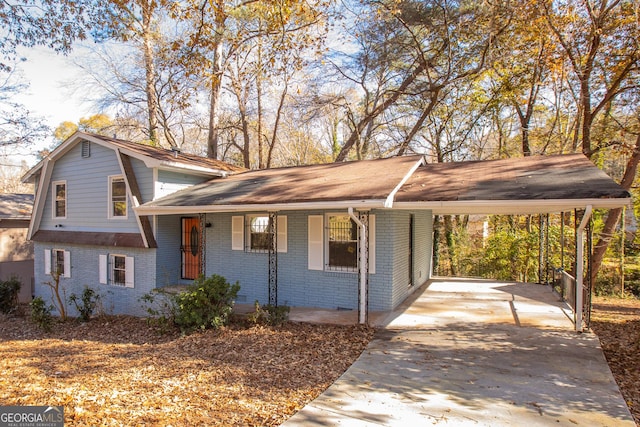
(136, 155), (425, 213)
(136, 153), (630, 215)
(22, 131), (244, 183)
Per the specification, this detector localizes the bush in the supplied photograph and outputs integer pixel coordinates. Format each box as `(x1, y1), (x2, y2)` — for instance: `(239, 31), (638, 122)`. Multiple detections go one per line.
(139, 290), (177, 334)
(173, 274), (240, 333)
(68, 286), (101, 322)
(30, 296), (53, 332)
(247, 300), (290, 326)
(0, 277), (21, 314)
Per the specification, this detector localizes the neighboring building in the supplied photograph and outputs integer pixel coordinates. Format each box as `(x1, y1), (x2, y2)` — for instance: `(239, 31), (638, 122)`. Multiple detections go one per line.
(0, 193), (34, 303)
(23, 132), (630, 322)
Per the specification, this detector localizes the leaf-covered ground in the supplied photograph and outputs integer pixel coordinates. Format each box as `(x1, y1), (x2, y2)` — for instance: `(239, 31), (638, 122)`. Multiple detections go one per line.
(591, 296), (640, 426)
(0, 314), (374, 426)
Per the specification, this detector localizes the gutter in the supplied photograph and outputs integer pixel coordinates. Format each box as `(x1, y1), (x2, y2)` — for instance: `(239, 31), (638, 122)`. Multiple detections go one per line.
(135, 199), (388, 215)
(348, 207), (367, 325)
(575, 205), (592, 333)
(392, 198), (630, 215)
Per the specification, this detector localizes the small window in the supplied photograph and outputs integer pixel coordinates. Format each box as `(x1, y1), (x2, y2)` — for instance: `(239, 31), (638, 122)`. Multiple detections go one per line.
(327, 214), (358, 270)
(109, 176), (127, 218)
(52, 181), (66, 218)
(81, 141), (91, 158)
(111, 255), (127, 286)
(45, 248), (71, 278)
(99, 254), (134, 288)
(247, 215), (270, 252)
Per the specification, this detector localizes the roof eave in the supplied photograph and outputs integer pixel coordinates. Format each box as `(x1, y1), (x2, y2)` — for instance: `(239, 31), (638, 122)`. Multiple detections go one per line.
(393, 197), (631, 215)
(135, 199), (388, 215)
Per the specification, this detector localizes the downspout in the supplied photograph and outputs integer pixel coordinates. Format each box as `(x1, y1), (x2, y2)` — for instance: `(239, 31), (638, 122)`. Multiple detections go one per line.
(348, 207), (367, 324)
(576, 205), (592, 333)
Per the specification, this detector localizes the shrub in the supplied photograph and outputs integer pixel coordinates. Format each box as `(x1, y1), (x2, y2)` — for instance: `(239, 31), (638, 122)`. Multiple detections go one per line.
(247, 300), (290, 326)
(173, 274), (240, 333)
(30, 296), (53, 332)
(139, 290), (177, 334)
(0, 277), (21, 314)
(68, 286), (101, 322)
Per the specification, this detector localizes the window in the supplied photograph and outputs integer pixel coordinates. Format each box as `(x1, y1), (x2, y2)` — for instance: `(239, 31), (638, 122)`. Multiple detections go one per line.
(327, 214), (358, 270)
(231, 215), (287, 253)
(111, 255), (127, 285)
(99, 254), (134, 288)
(52, 181), (66, 218)
(44, 249), (70, 278)
(109, 176), (127, 218)
(248, 215), (270, 251)
(307, 214), (376, 273)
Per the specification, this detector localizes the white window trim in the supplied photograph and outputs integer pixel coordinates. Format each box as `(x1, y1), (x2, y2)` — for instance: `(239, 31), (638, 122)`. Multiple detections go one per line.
(52, 180), (67, 219)
(99, 253), (134, 288)
(232, 214), (287, 253)
(325, 213), (358, 272)
(45, 248), (70, 278)
(307, 213), (375, 273)
(108, 175), (128, 219)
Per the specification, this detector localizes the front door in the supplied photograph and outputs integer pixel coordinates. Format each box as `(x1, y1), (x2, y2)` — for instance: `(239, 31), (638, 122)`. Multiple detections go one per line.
(181, 217), (201, 279)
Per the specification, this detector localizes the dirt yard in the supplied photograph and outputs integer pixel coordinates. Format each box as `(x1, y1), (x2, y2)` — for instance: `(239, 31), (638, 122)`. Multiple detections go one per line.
(0, 314), (373, 426)
(591, 296), (640, 426)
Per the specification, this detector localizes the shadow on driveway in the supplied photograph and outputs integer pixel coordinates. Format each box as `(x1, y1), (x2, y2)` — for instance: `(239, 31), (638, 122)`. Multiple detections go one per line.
(282, 279), (635, 426)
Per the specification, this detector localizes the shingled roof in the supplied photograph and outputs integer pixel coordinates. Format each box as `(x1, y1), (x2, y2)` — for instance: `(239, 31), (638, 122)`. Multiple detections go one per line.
(136, 155), (424, 213)
(136, 153), (630, 215)
(22, 132), (244, 184)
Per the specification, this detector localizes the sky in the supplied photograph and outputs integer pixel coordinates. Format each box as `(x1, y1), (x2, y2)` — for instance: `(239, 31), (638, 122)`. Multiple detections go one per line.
(10, 47), (93, 167)
(16, 47), (92, 128)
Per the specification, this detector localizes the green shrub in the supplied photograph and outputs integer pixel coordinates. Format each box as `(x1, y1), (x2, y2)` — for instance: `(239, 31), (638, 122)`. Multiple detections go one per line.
(247, 300), (290, 326)
(30, 296), (53, 332)
(68, 286), (101, 322)
(0, 277), (21, 314)
(139, 290), (177, 334)
(173, 274), (240, 333)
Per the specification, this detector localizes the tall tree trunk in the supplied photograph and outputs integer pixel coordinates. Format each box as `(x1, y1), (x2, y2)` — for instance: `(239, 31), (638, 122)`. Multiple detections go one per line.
(590, 132), (640, 285)
(206, 0), (225, 159)
(141, 0), (159, 145)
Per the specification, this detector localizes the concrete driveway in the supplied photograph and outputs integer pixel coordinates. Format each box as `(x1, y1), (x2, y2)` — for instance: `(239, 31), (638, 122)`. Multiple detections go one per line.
(282, 279), (635, 426)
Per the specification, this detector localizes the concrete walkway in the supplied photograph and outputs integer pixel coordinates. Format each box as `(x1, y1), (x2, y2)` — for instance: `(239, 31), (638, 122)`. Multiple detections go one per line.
(282, 279), (635, 426)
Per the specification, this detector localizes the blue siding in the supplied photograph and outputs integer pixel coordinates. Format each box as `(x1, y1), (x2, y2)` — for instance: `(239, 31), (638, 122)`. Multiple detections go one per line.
(200, 209), (433, 313)
(155, 170), (208, 200)
(155, 214), (191, 287)
(33, 241), (156, 317)
(40, 142), (141, 233)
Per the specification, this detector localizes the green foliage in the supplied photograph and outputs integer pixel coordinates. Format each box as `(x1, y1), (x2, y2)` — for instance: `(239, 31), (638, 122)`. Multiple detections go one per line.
(139, 290), (177, 334)
(30, 297), (53, 332)
(173, 275), (240, 334)
(0, 276), (21, 314)
(481, 228), (538, 282)
(68, 286), (101, 322)
(247, 300), (290, 326)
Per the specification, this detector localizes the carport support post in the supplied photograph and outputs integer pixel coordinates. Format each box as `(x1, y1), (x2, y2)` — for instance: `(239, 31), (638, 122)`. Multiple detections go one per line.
(576, 205), (592, 333)
(348, 207), (367, 324)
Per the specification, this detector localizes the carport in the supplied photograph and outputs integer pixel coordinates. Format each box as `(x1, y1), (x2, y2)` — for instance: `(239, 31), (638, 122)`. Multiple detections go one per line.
(394, 154), (630, 332)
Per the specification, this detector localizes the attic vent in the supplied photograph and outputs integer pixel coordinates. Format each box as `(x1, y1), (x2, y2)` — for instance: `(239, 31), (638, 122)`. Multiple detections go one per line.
(81, 141), (91, 158)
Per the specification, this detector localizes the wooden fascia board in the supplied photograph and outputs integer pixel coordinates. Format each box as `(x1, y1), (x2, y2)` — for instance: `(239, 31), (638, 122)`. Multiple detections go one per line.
(27, 158), (53, 240)
(116, 150), (158, 248)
